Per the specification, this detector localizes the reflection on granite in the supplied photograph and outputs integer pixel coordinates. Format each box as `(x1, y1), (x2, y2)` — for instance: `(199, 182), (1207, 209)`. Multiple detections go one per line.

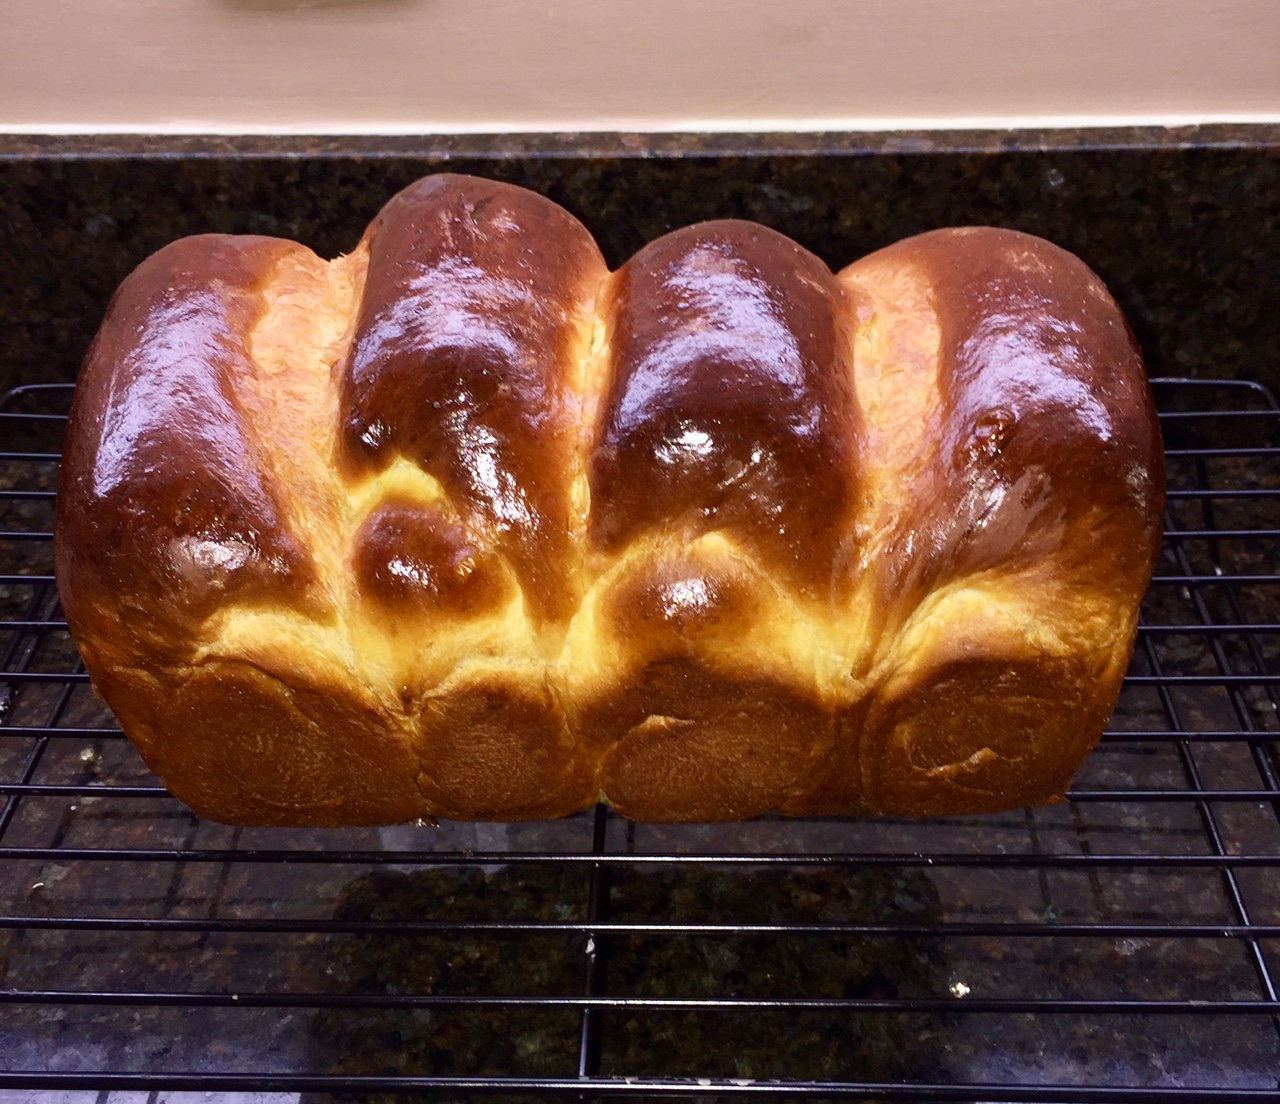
(2, 126), (1279, 397)
(307, 861), (946, 1098)
(311, 865), (586, 1095)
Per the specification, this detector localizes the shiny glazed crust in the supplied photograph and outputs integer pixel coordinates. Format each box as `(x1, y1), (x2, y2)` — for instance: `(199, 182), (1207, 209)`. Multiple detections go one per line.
(54, 174), (1165, 825)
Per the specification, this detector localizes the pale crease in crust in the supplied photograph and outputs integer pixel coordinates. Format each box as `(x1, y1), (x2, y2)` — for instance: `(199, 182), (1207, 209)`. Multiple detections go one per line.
(836, 256), (945, 672)
(838, 256), (944, 498)
(65, 204), (1160, 823)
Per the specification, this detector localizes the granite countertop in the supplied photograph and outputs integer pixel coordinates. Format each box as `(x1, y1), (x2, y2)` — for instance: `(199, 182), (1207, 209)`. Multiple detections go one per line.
(1, 126), (1279, 1097)
(2, 124), (1279, 398)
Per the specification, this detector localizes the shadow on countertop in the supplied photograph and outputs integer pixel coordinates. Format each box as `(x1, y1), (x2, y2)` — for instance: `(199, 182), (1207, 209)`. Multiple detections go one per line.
(305, 859), (950, 1101)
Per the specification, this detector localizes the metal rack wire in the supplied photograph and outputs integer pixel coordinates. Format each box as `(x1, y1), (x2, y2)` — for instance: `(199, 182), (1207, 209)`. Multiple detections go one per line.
(0, 377), (1278, 1102)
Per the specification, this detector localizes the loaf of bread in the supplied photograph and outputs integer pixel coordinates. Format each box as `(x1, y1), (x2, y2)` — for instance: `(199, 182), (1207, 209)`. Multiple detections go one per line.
(54, 173), (1164, 825)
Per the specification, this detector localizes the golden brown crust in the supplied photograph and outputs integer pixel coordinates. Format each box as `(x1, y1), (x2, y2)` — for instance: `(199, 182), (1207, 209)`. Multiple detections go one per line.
(850, 229), (1163, 617)
(589, 220), (859, 598)
(54, 174), (1165, 824)
(583, 662), (835, 823)
(341, 174), (608, 627)
(414, 677), (595, 821)
(98, 658), (427, 827)
(56, 235), (318, 655)
(353, 499), (511, 619)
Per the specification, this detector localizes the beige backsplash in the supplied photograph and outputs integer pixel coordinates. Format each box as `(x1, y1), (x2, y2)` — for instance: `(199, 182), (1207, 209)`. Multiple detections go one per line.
(2, 0), (1279, 133)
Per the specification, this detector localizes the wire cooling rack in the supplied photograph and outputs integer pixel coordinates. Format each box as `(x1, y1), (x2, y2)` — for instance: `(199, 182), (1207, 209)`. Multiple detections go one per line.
(0, 378), (1278, 1103)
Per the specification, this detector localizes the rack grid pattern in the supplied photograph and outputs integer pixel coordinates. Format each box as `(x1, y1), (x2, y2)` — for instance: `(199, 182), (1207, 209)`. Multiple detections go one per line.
(1, 377), (1278, 1102)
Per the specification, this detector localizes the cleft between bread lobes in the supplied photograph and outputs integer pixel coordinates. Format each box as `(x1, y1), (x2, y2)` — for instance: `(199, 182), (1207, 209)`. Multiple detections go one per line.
(54, 174), (1165, 826)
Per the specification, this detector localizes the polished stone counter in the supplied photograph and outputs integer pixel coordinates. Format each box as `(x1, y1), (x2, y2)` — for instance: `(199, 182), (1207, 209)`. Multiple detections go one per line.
(1, 128), (1280, 1096)
(2, 125), (1279, 396)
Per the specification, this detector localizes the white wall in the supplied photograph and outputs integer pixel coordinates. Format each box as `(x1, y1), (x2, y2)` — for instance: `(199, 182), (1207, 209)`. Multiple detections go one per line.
(2, 0), (1278, 133)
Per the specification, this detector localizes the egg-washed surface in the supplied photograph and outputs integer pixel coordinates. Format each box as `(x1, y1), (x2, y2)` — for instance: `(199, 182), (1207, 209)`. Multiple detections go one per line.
(53, 173), (1165, 824)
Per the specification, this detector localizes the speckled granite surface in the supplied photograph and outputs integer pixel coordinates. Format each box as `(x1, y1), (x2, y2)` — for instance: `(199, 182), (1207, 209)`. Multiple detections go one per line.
(1, 364), (1279, 1094)
(2, 130), (1280, 1098)
(2, 125), (1279, 396)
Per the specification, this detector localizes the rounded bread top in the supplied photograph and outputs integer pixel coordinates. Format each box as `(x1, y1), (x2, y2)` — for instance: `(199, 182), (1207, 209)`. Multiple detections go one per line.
(55, 173), (1165, 693)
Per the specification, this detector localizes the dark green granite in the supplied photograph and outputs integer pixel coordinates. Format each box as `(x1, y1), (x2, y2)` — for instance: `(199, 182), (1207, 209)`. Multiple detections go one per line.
(306, 861), (946, 1097)
(2, 135), (1278, 1091)
(2, 126), (1279, 396)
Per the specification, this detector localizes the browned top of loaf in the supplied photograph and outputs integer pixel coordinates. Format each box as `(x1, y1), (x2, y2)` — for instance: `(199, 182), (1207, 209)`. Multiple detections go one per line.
(592, 220), (859, 596)
(54, 173), (1165, 822)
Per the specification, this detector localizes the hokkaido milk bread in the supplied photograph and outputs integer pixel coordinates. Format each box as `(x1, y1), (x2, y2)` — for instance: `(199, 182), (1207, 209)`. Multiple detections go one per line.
(54, 174), (1165, 825)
